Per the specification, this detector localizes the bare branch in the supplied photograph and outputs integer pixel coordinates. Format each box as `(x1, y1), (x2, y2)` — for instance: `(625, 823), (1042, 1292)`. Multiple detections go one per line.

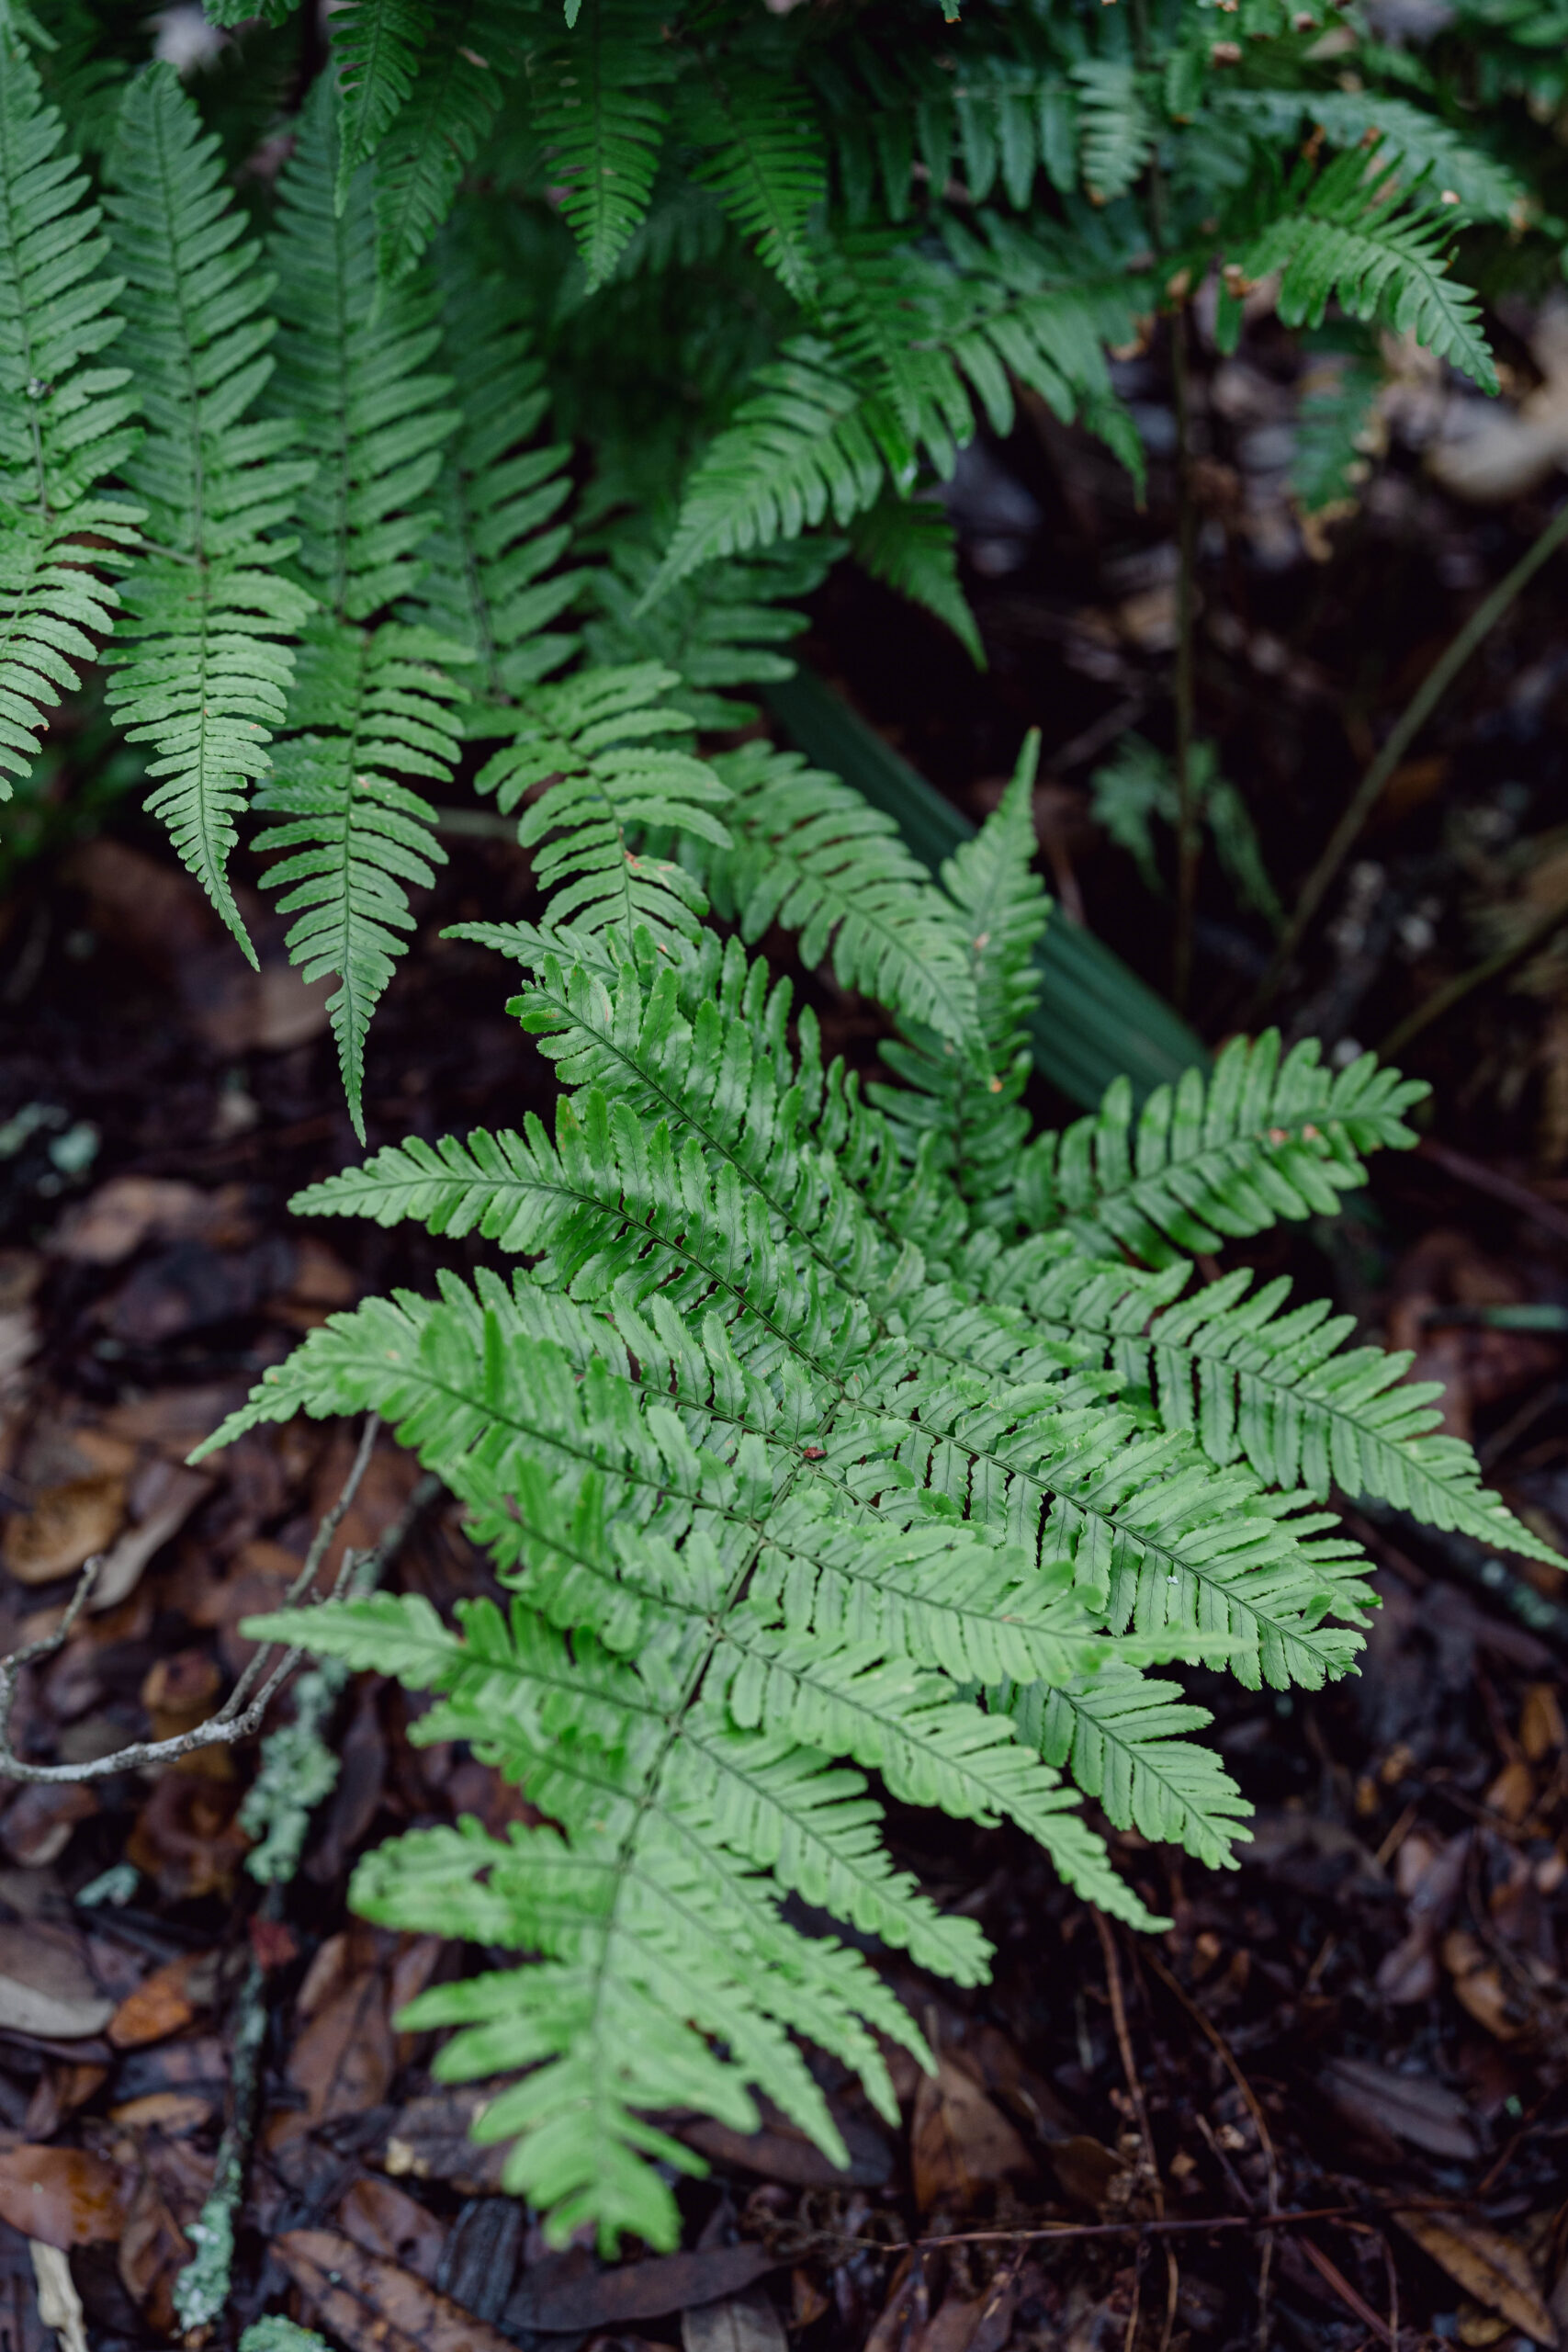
(0, 1419), (438, 1787)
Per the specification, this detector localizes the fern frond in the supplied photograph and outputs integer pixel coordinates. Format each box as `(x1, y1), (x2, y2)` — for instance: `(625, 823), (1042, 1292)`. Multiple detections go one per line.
(873, 735), (1045, 1209)
(268, 75), (457, 623)
(1218, 88), (1526, 223)
(104, 64), (313, 956)
(1026, 1251), (1563, 1566)
(1071, 59), (1155, 203)
(0, 517), (124, 795)
(1016, 1032), (1427, 1267)
(1231, 145), (1497, 393)
(372, 0), (527, 283)
(847, 492), (983, 666)
(584, 527), (832, 728)
(530, 0), (671, 291)
(408, 263), (581, 718)
(477, 662), (732, 954)
(682, 62), (826, 303)
(692, 739), (980, 1043)
(1005, 1664), (1252, 1871)
(333, 0), (432, 205)
(254, 620), (465, 1138)
(645, 337), (886, 600)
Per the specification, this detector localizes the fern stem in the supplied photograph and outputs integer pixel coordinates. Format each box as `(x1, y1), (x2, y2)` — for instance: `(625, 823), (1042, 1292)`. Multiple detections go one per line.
(1248, 495), (1568, 1023)
(1169, 303), (1199, 1013)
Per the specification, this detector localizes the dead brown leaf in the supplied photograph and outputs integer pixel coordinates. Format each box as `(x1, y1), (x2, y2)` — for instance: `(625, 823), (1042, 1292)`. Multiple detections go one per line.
(274, 2228), (519, 2352)
(107, 1951), (218, 2050)
(511, 2245), (782, 2334)
(911, 2057), (1032, 2214)
(1047, 2135), (1134, 2213)
(379, 2089), (510, 2195)
(0, 1922), (114, 2041)
(279, 1957), (394, 2135)
(862, 2255), (930, 2352)
(1318, 2055), (1481, 2160)
(3, 1474), (124, 1585)
(1442, 1930), (1526, 2041)
(912, 2277), (1020, 2352)
(336, 2175), (446, 2283)
(682, 2289), (789, 2352)
(0, 1783), (97, 1870)
(117, 2168), (187, 2335)
(126, 1771), (250, 1901)
(51, 1178), (254, 1267)
(1395, 2209), (1556, 2344)
(0, 2148), (128, 2248)
(108, 2092), (213, 2136)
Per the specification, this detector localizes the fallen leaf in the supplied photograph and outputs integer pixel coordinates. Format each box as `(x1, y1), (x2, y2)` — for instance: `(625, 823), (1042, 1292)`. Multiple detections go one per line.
(23, 2064), (107, 2141)
(29, 2243), (87, 2352)
(681, 2106), (892, 2188)
(1318, 2056), (1481, 2160)
(126, 1770), (250, 1900)
(274, 2229), (518, 2352)
(1520, 1682), (1565, 1759)
(0, 1784), (97, 1871)
(89, 1461), (210, 1614)
(1442, 1931), (1526, 2041)
(3, 1475), (124, 1585)
(139, 1650), (222, 1743)
(337, 2175), (446, 2284)
(1395, 2210), (1555, 2344)
(108, 2092), (213, 2135)
(862, 2255), (930, 2352)
(51, 1178), (254, 1268)
(0, 2150), (127, 2248)
(682, 2289), (789, 2352)
(432, 2196), (523, 2323)
(117, 2168), (186, 2335)
(911, 2057), (1032, 2213)
(0, 1924), (114, 2041)
(279, 1960), (394, 2134)
(378, 2089), (510, 2195)
(1047, 2135), (1133, 2213)
(509, 2244), (781, 2331)
(107, 1951), (218, 2050)
(913, 2276), (1020, 2352)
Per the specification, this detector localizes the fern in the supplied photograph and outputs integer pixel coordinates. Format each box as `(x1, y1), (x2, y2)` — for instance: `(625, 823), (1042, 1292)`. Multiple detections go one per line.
(102, 64), (313, 957)
(531, 0), (671, 292)
(372, 0), (527, 284)
(254, 79), (463, 1132)
(1016, 1032), (1427, 1267)
(681, 61), (826, 303)
(584, 528), (832, 729)
(847, 492), (983, 666)
(1229, 144), (1498, 392)
(1072, 58), (1156, 204)
(0, 34), (137, 802)
(333, 0), (432, 205)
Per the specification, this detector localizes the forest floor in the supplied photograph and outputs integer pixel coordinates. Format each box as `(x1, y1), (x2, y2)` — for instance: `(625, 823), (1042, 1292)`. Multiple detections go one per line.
(0, 315), (1567, 2352)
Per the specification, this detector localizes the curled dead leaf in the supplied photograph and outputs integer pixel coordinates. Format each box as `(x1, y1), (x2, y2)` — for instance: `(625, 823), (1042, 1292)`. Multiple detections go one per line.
(0, 2149), (128, 2249)
(1395, 2209), (1555, 2344)
(3, 1474), (124, 1586)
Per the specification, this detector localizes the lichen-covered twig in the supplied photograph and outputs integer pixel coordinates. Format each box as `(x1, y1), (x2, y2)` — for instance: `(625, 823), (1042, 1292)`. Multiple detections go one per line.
(0, 1416), (389, 1787)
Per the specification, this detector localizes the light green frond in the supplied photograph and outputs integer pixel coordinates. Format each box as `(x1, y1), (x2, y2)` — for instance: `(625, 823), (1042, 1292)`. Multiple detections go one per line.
(333, 0), (432, 204)
(104, 64), (313, 956)
(1015, 1032), (1427, 1266)
(530, 0), (671, 291)
(1071, 58), (1156, 202)
(371, 0), (527, 283)
(584, 529), (833, 729)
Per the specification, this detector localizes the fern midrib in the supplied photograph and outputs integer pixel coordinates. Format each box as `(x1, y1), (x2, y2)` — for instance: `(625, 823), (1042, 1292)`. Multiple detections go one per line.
(377, 11), (471, 267)
(149, 92), (212, 570)
(0, 91), (53, 518)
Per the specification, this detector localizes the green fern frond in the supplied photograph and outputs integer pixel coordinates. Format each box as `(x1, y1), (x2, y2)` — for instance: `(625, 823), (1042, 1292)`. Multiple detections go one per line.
(1016, 1032), (1427, 1267)
(1071, 58), (1156, 203)
(372, 0), (527, 283)
(584, 527), (833, 728)
(848, 492), (983, 666)
(1292, 337), (1386, 514)
(1218, 88), (1526, 223)
(646, 338), (886, 601)
(103, 64), (314, 958)
(477, 662), (732, 953)
(268, 76), (457, 624)
(693, 739), (980, 1043)
(530, 0), (671, 291)
(873, 734), (1045, 1208)
(682, 62), (826, 302)
(0, 35), (140, 801)
(333, 0), (432, 206)
(1231, 144), (1497, 393)
(407, 262), (581, 719)
(1005, 1664), (1252, 1871)
(254, 619), (465, 1137)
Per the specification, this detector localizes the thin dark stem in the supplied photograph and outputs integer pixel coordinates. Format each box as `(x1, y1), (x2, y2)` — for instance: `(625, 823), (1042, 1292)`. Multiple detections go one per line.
(1378, 890), (1568, 1060)
(1170, 305), (1200, 1013)
(1248, 496), (1568, 1025)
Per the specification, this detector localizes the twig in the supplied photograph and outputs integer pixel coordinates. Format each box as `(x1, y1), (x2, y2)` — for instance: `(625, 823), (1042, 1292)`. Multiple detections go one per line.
(808, 2199), (1463, 2256)
(1247, 496), (1568, 1023)
(1295, 2234), (1396, 2348)
(1378, 890), (1568, 1061)
(1144, 1949), (1279, 2352)
(1170, 304), (1199, 1014)
(0, 1418), (429, 1787)
(1092, 1913), (1179, 2352)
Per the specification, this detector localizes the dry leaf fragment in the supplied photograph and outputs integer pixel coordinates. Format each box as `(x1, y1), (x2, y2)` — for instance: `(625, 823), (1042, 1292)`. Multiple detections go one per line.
(1394, 2210), (1555, 2344)
(3, 1475), (124, 1585)
(1317, 2056), (1480, 2160)
(510, 2244), (781, 2333)
(107, 1950), (217, 2049)
(273, 2229), (521, 2352)
(0, 2150), (128, 2248)
(682, 2289), (789, 2352)
(336, 2175), (446, 2284)
(51, 1178), (253, 1268)
(911, 2057), (1032, 2214)
(0, 1923), (114, 2041)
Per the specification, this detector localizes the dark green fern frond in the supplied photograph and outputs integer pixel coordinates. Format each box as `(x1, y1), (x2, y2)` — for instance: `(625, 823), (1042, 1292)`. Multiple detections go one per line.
(645, 337), (885, 600)
(333, 0), (432, 206)
(531, 0), (671, 291)
(584, 526), (833, 728)
(407, 262), (581, 721)
(103, 63), (313, 957)
(1071, 58), (1155, 203)
(268, 75), (457, 623)
(255, 619), (466, 1138)
(847, 492), (983, 666)
(372, 0), (528, 283)
(1230, 144), (1497, 392)
(0, 34), (138, 802)
(681, 62), (826, 303)
(1016, 1033), (1427, 1267)
(478, 662), (732, 954)
(1217, 88), (1526, 223)
(692, 740), (979, 1044)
